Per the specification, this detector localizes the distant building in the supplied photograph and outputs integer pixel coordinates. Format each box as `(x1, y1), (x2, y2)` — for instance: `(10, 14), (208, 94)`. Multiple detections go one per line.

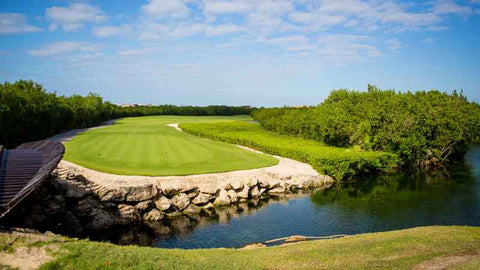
(120, 103), (154, 107)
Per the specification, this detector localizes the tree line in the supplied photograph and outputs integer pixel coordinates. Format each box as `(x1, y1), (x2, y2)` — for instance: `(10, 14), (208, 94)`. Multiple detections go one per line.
(252, 85), (480, 169)
(0, 80), (253, 147)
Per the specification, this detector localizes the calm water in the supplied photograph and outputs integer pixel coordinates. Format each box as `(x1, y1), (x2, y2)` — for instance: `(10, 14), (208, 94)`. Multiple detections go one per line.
(154, 147), (480, 249)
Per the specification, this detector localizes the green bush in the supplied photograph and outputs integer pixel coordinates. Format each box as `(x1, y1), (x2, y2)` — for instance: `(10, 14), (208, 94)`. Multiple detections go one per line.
(0, 80), (253, 147)
(252, 86), (480, 168)
(181, 121), (398, 180)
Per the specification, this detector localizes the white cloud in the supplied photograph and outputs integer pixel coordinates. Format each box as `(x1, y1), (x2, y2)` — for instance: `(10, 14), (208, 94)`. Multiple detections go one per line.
(46, 3), (106, 31)
(385, 38), (402, 50)
(93, 25), (131, 38)
(24, 0), (480, 70)
(266, 35), (309, 45)
(169, 23), (205, 38)
(203, 1), (251, 15)
(29, 41), (102, 57)
(118, 47), (162, 56)
(206, 24), (246, 36)
(142, 0), (191, 19)
(422, 38), (435, 44)
(287, 44), (317, 52)
(299, 0), (443, 31)
(140, 21), (247, 40)
(316, 34), (383, 64)
(0, 13), (41, 34)
(289, 11), (346, 29)
(433, 0), (473, 15)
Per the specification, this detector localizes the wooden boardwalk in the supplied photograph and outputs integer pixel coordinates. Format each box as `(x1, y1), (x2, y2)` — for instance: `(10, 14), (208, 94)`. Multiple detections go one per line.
(0, 140), (64, 218)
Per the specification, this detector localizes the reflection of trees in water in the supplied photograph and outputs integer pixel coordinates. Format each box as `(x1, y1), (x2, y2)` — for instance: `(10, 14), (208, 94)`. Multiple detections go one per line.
(91, 193), (310, 247)
(310, 159), (478, 218)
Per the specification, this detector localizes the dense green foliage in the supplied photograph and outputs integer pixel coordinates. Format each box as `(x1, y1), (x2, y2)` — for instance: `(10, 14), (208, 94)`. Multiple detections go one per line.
(253, 85), (480, 168)
(0, 80), (253, 147)
(116, 104), (252, 118)
(2, 226), (480, 270)
(64, 116), (277, 176)
(181, 121), (397, 180)
(0, 80), (114, 147)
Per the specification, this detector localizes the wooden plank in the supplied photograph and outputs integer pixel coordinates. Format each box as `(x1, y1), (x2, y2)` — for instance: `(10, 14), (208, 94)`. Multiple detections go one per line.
(0, 140), (64, 218)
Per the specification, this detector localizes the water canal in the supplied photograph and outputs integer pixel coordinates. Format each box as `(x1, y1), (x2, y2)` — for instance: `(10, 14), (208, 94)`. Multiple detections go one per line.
(154, 147), (480, 249)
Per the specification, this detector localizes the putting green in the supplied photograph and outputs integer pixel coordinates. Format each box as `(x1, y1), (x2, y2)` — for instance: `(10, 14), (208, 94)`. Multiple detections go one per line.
(63, 115), (278, 176)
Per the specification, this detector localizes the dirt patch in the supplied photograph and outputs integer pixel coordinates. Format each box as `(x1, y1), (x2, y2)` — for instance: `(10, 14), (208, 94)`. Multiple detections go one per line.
(166, 123), (182, 132)
(240, 243), (267, 249)
(0, 246), (53, 270)
(412, 250), (480, 270)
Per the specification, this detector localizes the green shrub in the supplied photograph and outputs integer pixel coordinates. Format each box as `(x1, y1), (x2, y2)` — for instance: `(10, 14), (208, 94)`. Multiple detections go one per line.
(252, 86), (480, 168)
(0, 80), (254, 147)
(181, 121), (398, 180)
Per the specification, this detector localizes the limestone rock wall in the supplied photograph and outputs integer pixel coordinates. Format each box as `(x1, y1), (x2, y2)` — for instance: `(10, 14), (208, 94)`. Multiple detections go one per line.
(3, 163), (334, 245)
(51, 166), (334, 230)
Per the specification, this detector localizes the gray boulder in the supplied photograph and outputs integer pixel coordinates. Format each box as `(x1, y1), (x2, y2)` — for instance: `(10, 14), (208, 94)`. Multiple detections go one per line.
(183, 203), (201, 214)
(115, 204), (141, 225)
(237, 185), (250, 199)
(155, 196), (172, 211)
(230, 179), (244, 190)
(97, 187), (128, 202)
(192, 193), (212, 205)
(143, 209), (164, 221)
(227, 189), (238, 203)
(76, 196), (99, 215)
(268, 186), (285, 194)
(247, 177), (258, 187)
(90, 209), (115, 230)
(201, 202), (214, 209)
(65, 181), (88, 198)
(125, 185), (158, 202)
(199, 182), (219, 194)
(250, 186), (261, 198)
(135, 201), (152, 212)
(214, 189), (231, 206)
(171, 193), (190, 211)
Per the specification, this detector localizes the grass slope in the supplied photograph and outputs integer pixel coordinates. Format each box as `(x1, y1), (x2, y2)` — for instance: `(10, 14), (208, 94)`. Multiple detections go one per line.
(181, 121), (398, 180)
(1, 226), (479, 269)
(64, 116), (277, 176)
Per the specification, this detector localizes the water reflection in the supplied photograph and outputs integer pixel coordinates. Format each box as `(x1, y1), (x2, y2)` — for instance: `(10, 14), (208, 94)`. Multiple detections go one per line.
(90, 194), (307, 247)
(150, 147), (480, 249)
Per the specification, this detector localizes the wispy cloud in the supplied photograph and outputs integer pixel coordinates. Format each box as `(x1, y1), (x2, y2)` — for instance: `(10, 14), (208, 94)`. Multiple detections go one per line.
(46, 3), (106, 31)
(385, 38), (402, 50)
(29, 41), (102, 57)
(3, 0), (479, 106)
(433, 0), (473, 15)
(422, 38), (435, 44)
(142, 0), (191, 19)
(0, 13), (41, 34)
(316, 34), (383, 64)
(93, 25), (131, 38)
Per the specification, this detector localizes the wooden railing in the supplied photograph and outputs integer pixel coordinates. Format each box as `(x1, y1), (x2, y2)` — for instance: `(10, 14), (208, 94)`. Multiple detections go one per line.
(0, 140), (64, 218)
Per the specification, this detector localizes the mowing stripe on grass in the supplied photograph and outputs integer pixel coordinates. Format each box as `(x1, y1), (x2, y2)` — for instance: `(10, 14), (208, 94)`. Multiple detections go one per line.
(64, 115), (278, 176)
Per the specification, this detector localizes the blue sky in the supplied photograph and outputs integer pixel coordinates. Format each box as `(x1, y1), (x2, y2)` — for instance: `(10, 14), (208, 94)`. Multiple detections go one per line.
(1, 0), (479, 106)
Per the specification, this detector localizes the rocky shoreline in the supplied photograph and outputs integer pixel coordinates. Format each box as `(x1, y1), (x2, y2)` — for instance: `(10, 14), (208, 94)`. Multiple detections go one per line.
(2, 161), (334, 245)
(0, 121), (337, 245)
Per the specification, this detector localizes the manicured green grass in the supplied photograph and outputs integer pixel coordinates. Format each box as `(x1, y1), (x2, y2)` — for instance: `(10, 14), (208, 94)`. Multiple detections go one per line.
(181, 121), (398, 180)
(2, 226), (479, 270)
(64, 116), (278, 176)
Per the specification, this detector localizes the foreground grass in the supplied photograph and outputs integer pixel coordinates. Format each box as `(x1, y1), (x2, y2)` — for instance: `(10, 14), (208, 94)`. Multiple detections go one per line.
(64, 116), (277, 176)
(181, 121), (397, 180)
(1, 226), (479, 269)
